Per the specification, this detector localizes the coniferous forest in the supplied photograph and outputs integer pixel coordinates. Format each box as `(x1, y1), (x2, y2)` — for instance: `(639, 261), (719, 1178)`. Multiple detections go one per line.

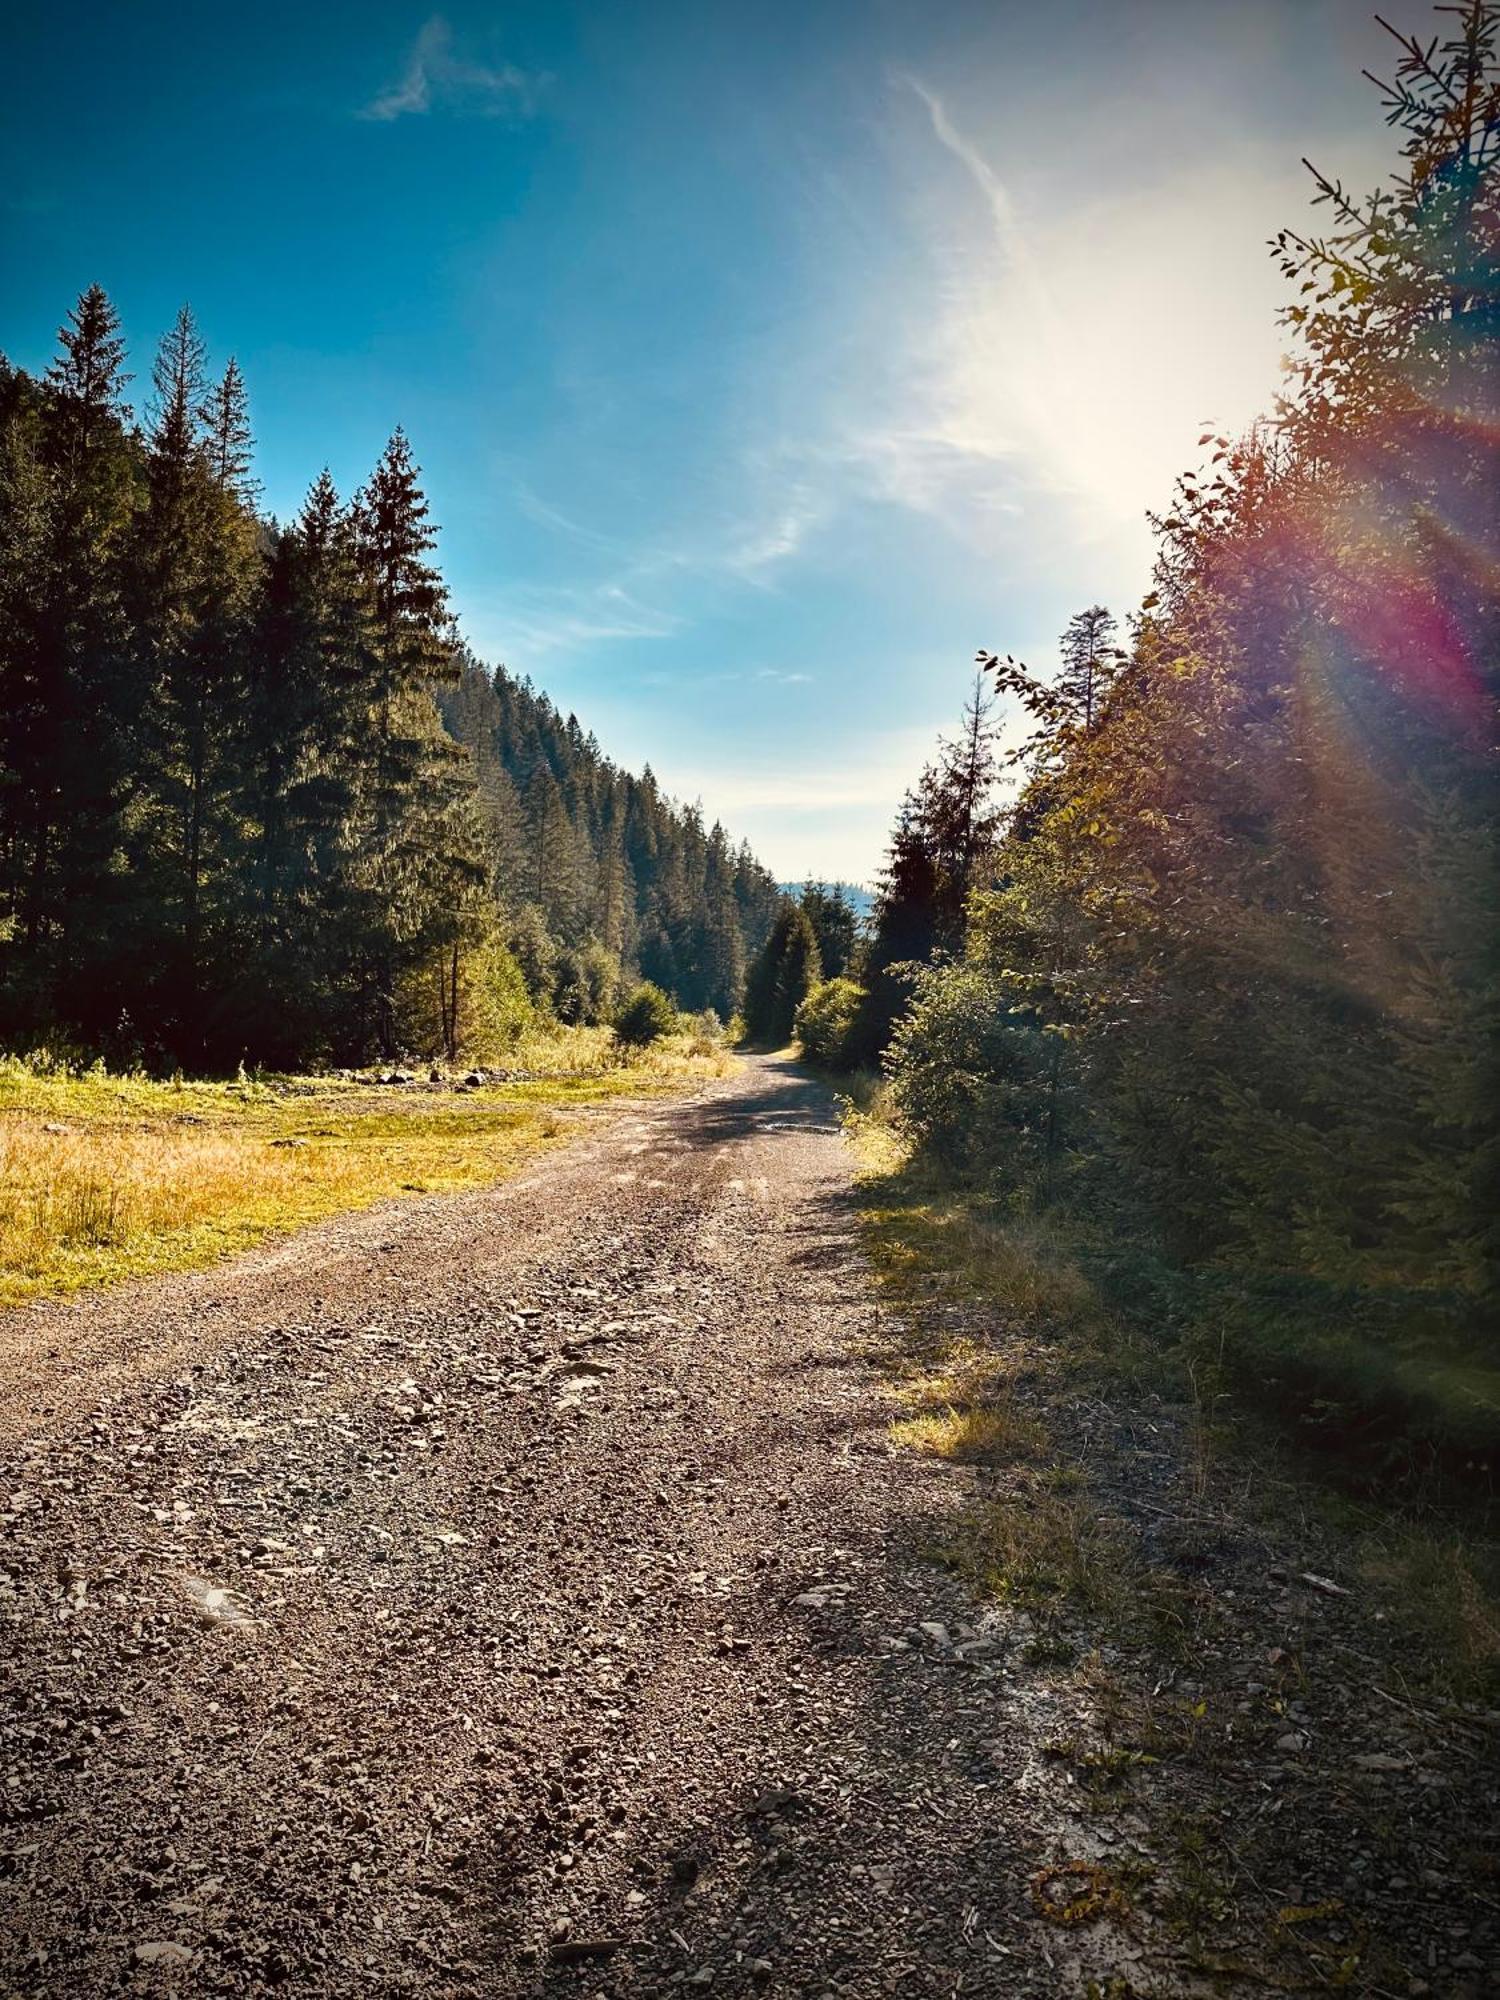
(5, 8), (1500, 1993)
(0, 308), (780, 1070)
(788, 7), (1499, 1475)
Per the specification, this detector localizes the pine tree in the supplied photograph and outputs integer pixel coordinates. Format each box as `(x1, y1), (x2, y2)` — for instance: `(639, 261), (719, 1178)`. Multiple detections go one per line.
(45, 283), (131, 485)
(3, 288), (137, 1034)
(1055, 606), (1119, 733)
(744, 901), (819, 1043)
(202, 357), (257, 503)
(799, 882), (859, 980)
(352, 429), (483, 1056)
(1, 294), (782, 1060)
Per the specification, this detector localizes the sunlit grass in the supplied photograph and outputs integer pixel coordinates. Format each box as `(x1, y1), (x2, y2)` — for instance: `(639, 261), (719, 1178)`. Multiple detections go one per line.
(890, 1403), (1046, 1462)
(0, 1031), (734, 1307)
(842, 1108), (1113, 1614)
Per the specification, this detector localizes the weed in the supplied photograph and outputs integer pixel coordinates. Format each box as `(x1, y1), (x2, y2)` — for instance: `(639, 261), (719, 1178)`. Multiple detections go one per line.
(1359, 1528), (1500, 1702)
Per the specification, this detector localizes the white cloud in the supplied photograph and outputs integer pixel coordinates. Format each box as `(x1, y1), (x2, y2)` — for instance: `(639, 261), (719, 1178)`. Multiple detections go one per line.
(361, 17), (544, 123)
(472, 579), (681, 660)
(723, 485), (831, 577)
(879, 76), (1297, 542)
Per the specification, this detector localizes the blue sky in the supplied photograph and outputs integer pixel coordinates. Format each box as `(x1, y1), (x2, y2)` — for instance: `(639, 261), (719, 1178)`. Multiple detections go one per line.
(3, 1), (1393, 879)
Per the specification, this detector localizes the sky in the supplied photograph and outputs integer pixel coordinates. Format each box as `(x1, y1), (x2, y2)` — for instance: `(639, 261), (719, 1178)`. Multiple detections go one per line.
(2, 0), (1398, 880)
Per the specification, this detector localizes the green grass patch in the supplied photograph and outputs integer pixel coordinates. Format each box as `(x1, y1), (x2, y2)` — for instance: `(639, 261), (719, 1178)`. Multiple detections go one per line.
(0, 1032), (733, 1306)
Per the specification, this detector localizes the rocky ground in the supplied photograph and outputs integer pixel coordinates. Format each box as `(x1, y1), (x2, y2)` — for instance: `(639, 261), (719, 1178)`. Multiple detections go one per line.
(1, 1055), (1495, 1998)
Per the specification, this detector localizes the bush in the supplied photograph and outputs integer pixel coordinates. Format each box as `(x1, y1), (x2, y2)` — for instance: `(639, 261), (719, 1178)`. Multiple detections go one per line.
(794, 977), (865, 1069)
(686, 1009), (725, 1057)
(613, 981), (677, 1049)
(460, 939), (534, 1057)
(887, 961), (1067, 1188)
(392, 937), (533, 1062)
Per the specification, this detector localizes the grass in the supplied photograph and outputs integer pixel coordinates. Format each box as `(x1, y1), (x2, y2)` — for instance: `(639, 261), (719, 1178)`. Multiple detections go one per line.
(837, 1073), (1500, 1699)
(0, 1029), (733, 1307)
(832, 1067), (1500, 1992)
(837, 1089), (1127, 1621)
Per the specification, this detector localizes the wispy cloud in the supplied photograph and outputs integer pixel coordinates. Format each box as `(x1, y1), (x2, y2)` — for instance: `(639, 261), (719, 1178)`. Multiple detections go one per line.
(470, 579), (682, 662)
(723, 486), (830, 578)
(361, 17), (545, 123)
(864, 74), (1296, 547)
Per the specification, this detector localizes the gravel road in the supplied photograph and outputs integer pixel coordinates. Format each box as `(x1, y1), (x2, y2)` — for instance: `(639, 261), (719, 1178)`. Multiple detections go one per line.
(1, 1056), (1078, 1999)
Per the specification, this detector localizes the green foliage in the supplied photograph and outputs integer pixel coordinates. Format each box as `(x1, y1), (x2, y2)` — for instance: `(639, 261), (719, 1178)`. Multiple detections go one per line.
(0, 293), (780, 1068)
(799, 882), (860, 979)
(887, 962), (1067, 1188)
(440, 656), (777, 1020)
(613, 980), (677, 1048)
(743, 901), (819, 1044)
(850, 672), (1003, 1064)
(554, 937), (622, 1026)
(880, 4), (1500, 1477)
(394, 935), (534, 1061)
(794, 976), (866, 1069)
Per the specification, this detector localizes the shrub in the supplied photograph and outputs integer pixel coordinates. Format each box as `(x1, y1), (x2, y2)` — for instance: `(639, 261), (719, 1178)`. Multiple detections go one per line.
(461, 940), (534, 1057)
(687, 1009), (725, 1057)
(886, 960), (1066, 1187)
(794, 977), (865, 1069)
(613, 981), (677, 1049)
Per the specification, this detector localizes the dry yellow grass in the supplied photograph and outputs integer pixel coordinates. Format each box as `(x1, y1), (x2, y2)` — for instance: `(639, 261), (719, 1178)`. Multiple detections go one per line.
(0, 1031), (734, 1307)
(889, 1403), (1046, 1462)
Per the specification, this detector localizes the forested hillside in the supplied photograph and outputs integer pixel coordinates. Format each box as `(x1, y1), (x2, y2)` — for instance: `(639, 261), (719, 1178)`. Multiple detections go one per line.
(809, 4), (1499, 1476)
(441, 658), (778, 1022)
(0, 307), (778, 1069)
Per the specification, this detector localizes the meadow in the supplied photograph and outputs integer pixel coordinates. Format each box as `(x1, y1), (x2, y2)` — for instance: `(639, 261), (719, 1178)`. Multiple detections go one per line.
(0, 1029), (732, 1306)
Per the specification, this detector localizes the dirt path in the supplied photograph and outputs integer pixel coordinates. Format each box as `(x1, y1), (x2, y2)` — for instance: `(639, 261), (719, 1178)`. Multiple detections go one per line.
(6, 1055), (1495, 1999)
(1, 1055), (1082, 1999)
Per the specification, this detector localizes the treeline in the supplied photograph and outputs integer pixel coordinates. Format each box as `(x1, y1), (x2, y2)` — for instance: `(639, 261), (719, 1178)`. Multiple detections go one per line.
(0, 296), (778, 1068)
(814, 4), (1500, 1474)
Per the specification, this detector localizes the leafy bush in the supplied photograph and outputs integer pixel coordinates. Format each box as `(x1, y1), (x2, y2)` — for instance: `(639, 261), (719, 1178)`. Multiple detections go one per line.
(392, 936), (533, 1061)
(686, 1008), (725, 1057)
(613, 981), (677, 1048)
(794, 977), (865, 1069)
(886, 961), (1073, 1191)
(461, 940), (534, 1056)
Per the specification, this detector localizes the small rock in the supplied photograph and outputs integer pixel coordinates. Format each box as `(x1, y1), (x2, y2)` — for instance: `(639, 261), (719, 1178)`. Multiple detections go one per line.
(1275, 1731), (1306, 1753)
(134, 1942), (194, 1965)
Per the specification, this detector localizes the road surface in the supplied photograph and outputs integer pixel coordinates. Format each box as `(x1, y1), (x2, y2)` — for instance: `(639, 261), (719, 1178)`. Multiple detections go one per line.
(1, 1056), (1062, 1998)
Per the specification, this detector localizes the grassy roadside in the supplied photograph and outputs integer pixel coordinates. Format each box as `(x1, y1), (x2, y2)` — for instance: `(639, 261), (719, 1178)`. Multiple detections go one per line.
(835, 1074), (1500, 1990)
(838, 1073), (1500, 1700)
(0, 1028), (734, 1308)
